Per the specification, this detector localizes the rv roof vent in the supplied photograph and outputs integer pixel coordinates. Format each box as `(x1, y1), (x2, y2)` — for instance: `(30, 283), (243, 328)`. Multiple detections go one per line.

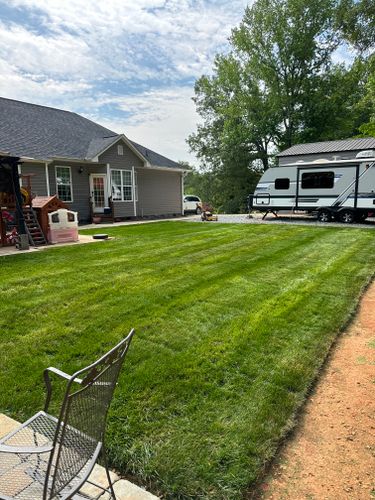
(312, 158), (330, 163)
(356, 149), (375, 158)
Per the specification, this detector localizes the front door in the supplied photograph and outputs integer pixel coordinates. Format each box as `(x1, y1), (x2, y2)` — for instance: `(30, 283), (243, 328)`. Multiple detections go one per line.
(90, 174), (107, 213)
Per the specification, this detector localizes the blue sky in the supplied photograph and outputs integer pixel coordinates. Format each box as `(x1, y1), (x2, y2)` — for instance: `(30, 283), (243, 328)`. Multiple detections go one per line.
(0, 0), (249, 163)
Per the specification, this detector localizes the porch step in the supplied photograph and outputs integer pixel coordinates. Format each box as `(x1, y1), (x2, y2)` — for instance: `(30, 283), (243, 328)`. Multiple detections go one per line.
(92, 214), (114, 223)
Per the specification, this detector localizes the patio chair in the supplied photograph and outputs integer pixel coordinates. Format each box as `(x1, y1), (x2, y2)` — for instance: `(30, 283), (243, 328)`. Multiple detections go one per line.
(0, 329), (135, 500)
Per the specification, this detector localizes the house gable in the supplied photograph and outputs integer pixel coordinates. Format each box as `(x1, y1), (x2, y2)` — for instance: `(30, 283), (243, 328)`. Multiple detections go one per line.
(98, 138), (144, 168)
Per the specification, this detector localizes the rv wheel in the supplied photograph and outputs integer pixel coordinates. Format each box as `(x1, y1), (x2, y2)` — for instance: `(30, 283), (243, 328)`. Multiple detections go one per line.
(339, 210), (355, 224)
(317, 209), (331, 223)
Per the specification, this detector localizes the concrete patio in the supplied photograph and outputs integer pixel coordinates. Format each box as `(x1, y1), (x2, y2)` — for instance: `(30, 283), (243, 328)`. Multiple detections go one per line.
(0, 234), (109, 257)
(0, 414), (158, 500)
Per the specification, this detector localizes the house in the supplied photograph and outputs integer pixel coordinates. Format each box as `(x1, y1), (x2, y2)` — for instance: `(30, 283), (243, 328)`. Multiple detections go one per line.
(277, 137), (375, 165)
(0, 97), (186, 223)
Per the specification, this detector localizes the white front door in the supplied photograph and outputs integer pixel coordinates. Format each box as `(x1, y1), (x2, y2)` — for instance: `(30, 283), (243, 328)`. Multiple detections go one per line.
(90, 174), (107, 213)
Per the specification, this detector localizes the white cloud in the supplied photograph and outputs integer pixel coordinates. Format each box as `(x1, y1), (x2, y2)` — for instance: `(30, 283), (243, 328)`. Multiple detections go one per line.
(3, 0), (249, 80)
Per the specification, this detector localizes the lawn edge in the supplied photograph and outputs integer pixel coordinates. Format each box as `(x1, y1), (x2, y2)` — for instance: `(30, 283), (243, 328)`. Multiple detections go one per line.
(247, 272), (375, 500)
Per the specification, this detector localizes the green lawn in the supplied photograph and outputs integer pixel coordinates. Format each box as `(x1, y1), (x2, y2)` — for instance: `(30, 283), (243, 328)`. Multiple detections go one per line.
(1, 222), (374, 498)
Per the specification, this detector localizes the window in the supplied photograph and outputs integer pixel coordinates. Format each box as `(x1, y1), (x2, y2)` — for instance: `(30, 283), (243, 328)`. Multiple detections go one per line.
(301, 171), (334, 189)
(275, 178), (290, 190)
(117, 144), (124, 156)
(55, 166), (73, 202)
(111, 169), (133, 201)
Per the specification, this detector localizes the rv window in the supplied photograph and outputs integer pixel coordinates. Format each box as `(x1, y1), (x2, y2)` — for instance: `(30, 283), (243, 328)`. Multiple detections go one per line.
(301, 171), (334, 189)
(275, 178), (290, 190)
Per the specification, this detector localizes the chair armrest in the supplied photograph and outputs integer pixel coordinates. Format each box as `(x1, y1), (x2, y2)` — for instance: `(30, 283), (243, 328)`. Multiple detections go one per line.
(43, 366), (82, 412)
(0, 443), (53, 454)
(44, 367), (82, 384)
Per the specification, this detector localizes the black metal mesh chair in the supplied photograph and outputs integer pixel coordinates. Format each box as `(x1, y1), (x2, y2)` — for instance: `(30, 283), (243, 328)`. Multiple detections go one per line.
(0, 329), (135, 500)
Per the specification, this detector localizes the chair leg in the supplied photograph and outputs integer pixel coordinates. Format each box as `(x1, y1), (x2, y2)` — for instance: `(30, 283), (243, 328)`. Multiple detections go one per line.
(102, 445), (117, 500)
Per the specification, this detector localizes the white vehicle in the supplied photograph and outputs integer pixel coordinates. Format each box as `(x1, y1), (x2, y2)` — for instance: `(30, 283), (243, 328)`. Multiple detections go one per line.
(249, 152), (375, 223)
(183, 195), (202, 214)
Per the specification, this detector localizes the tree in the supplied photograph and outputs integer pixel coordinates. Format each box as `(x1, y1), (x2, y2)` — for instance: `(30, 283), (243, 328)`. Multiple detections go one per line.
(298, 58), (373, 142)
(336, 0), (375, 53)
(356, 60), (375, 137)
(232, 0), (339, 150)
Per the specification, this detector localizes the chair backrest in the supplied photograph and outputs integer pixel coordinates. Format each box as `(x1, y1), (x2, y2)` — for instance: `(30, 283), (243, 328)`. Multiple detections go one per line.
(46, 330), (134, 499)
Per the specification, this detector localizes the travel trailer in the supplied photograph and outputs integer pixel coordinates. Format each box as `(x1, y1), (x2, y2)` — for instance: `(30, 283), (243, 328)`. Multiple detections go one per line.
(249, 151), (375, 223)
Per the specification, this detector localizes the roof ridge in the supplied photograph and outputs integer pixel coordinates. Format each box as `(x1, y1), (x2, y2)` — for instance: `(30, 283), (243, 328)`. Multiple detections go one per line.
(287, 137), (375, 148)
(0, 96), (78, 116)
(0, 96), (118, 137)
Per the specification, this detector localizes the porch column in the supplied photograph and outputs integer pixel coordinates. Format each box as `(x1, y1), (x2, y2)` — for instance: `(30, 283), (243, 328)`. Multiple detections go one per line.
(45, 162), (50, 196)
(132, 166), (137, 217)
(181, 173), (185, 215)
(106, 163), (111, 207)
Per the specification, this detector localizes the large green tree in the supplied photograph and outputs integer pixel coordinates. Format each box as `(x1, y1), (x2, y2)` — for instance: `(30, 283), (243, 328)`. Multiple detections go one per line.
(232, 0), (339, 150)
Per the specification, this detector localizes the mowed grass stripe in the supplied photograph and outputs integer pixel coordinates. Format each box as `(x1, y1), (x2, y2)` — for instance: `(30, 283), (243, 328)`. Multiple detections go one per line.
(0, 222), (374, 499)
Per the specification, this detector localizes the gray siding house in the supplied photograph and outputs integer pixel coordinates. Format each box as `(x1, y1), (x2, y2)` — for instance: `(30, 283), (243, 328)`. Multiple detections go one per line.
(0, 97), (185, 222)
(277, 137), (375, 165)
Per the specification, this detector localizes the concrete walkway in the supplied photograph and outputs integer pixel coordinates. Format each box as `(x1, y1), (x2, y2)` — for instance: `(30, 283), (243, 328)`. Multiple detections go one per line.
(0, 414), (158, 500)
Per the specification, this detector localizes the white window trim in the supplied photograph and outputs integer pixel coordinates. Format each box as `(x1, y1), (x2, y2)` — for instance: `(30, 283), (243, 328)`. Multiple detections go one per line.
(111, 169), (133, 202)
(117, 144), (124, 156)
(55, 165), (73, 202)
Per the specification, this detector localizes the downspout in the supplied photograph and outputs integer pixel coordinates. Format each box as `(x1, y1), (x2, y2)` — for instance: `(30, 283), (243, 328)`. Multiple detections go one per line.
(45, 162), (51, 196)
(132, 166), (137, 217)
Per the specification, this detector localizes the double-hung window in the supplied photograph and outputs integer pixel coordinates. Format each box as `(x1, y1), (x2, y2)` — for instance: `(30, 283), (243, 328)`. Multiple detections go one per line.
(55, 166), (73, 202)
(111, 169), (133, 201)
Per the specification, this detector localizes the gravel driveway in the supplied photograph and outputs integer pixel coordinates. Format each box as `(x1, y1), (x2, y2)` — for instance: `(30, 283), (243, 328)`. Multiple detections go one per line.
(185, 212), (375, 229)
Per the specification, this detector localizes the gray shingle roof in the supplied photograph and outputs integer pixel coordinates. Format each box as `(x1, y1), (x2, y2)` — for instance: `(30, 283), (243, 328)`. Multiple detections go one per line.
(0, 97), (183, 169)
(129, 140), (183, 170)
(277, 137), (375, 157)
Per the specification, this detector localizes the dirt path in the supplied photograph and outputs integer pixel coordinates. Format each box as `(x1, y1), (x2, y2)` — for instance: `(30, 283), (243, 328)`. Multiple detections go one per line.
(259, 281), (375, 500)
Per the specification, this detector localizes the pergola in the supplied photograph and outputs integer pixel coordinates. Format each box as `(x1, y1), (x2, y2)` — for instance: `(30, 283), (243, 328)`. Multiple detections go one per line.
(0, 153), (29, 250)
